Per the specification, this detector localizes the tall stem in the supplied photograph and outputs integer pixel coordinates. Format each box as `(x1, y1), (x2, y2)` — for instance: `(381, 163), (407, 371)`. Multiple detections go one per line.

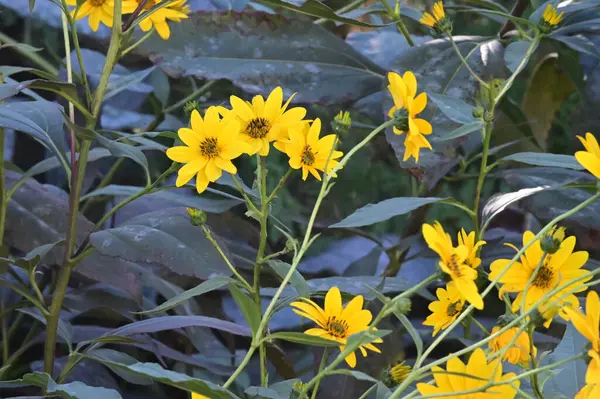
(473, 118), (493, 235)
(255, 155), (269, 387)
(43, 0), (124, 376)
(0, 128), (6, 245)
(311, 348), (329, 399)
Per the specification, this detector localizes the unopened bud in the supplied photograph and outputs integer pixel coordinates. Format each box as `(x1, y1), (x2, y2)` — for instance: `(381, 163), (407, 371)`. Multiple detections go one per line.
(184, 100), (200, 117)
(186, 207), (206, 226)
(392, 108), (409, 132)
(540, 226), (566, 254)
(332, 110), (352, 135)
(381, 361), (412, 387)
(483, 110), (494, 122)
(472, 105), (484, 118)
(392, 297), (412, 315)
(497, 313), (517, 328)
(285, 237), (298, 252)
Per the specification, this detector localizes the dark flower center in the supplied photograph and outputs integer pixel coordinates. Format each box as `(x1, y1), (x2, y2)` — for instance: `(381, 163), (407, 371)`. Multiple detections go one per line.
(532, 263), (555, 289)
(301, 145), (316, 166)
(447, 254), (463, 277)
(245, 118), (271, 139)
(199, 137), (220, 158)
(447, 301), (462, 317)
(326, 316), (349, 338)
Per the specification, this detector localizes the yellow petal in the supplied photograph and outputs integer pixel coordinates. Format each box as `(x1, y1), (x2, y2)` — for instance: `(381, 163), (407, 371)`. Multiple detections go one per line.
(575, 151), (600, 179)
(403, 71), (417, 99)
(205, 160), (222, 182)
(325, 286), (342, 318)
(195, 169), (209, 193)
(166, 146), (198, 163)
(264, 86), (283, 120)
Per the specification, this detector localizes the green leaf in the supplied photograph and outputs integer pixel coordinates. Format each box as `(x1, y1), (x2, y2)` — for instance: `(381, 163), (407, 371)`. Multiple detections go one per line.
(504, 41), (533, 73)
(89, 208), (235, 280)
(92, 131), (152, 186)
(136, 276), (234, 315)
(84, 359), (240, 399)
(80, 185), (242, 213)
(4, 372), (122, 399)
(329, 197), (447, 228)
(107, 315), (251, 337)
(327, 369), (378, 382)
(396, 313), (423, 361)
(481, 186), (553, 231)
(80, 335), (142, 346)
(428, 92), (477, 124)
(550, 35), (600, 57)
(268, 260), (310, 298)
(260, 0), (393, 27)
(344, 329), (390, 353)
(228, 283), (261, 334)
(104, 67), (155, 100)
(136, 12), (384, 104)
(29, 0), (35, 11)
(245, 386), (282, 399)
(269, 331), (340, 347)
(433, 121), (483, 142)
(18, 308), (72, 347)
(86, 348), (153, 386)
(26, 79), (90, 118)
(11, 240), (64, 270)
(501, 152), (584, 170)
(0, 101), (70, 179)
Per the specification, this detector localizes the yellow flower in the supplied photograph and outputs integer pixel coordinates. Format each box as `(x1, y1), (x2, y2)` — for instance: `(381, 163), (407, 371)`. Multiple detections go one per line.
(416, 348), (519, 398)
(387, 72), (432, 163)
(422, 222), (484, 309)
(423, 282), (465, 336)
(564, 291), (600, 385)
(575, 133), (600, 179)
(166, 107), (250, 194)
(290, 286), (382, 368)
(275, 118), (343, 181)
(542, 4), (564, 26)
(457, 228), (486, 268)
(488, 326), (537, 365)
(191, 394), (209, 399)
(420, 1), (445, 28)
(137, 0), (190, 40)
(389, 361), (411, 385)
(67, 0), (138, 32)
(576, 384), (600, 399)
(222, 87), (307, 156)
(489, 231), (590, 326)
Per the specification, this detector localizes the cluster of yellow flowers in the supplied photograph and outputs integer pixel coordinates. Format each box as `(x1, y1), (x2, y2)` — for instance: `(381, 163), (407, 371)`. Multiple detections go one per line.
(167, 88), (342, 193)
(66, 0), (190, 39)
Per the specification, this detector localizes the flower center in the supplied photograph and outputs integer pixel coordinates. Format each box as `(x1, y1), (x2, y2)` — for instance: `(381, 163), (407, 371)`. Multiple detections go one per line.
(245, 118), (271, 139)
(447, 301), (462, 317)
(301, 145), (316, 166)
(91, 0), (107, 5)
(532, 264), (555, 289)
(326, 316), (349, 339)
(447, 254), (463, 277)
(199, 137), (220, 159)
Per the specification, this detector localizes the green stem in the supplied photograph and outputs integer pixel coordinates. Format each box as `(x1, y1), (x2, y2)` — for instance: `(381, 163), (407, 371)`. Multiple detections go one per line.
(0, 128), (6, 245)
(266, 169), (292, 203)
(202, 225), (253, 292)
(469, 315), (490, 335)
(396, 20), (415, 47)
(315, 0), (365, 24)
(448, 34), (488, 87)
(255, 156), (269, 387)
(494, 35), (540, 103)
(473, 118), (493, 236)
(358, 384), (378, 399)
(121, 27), (155, 56)
(80, 158), (125, 214)
(528, 325), (543, 399)
(1, 300), (8, 364)
(311, 348), (329, 399)
(231, 175), (260, 215)
(223, 345), (257, 388)
(0, 32), (59, 76)
(43, 140), (91, 375)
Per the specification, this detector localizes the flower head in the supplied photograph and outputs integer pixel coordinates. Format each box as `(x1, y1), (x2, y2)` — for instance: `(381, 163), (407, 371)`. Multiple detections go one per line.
(422, 222), (484, 309)
(387, 72), (432, 163)
(67, 0), (138, 31)
(575, 133), (600, 180)
(564, 291), (600, 385)
(382, 361), (412, 387)
(275, 118), (343, 181)
(420, 1), (452, 34)
(577, 384), (600, 399)
(489, 231), (590, 327)
(137, 0), (190, 40)
(166, 107), (250, 194)
(488, 326), (537, 365)
(458, 228), (486, 268)
(417, 348), (520, 398)
(542, 4), (564, 26)
(290, 286), (382, 368)
(222, 87), (307, 156)
(423, 282), (465, 336)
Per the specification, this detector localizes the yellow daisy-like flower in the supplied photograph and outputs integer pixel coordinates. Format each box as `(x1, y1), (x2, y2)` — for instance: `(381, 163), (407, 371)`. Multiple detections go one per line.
(166, 107), (250, 194)
(290, 286), (382, 368)
(389, 361), (412, 385)
(575, 133), (600, 179)
(67, 0), (138, 32)
(387, 71), (432, 163)
(274, 118), (343, 181)
(223, 87), (307, 156)
(416, 348), (520, 398)
(577, 384), (600, 399)
(489, 231), (590, 326)
(542, 4), (564, 26)
(458, 228), (486, 269)
(137, 0), (190, 40)
(564, 291), (600, 385)
(423, 282), (465, 336)
(422, 222), (484, 309)
(488, 326), (537, 365)
(420, 1), (445, 28)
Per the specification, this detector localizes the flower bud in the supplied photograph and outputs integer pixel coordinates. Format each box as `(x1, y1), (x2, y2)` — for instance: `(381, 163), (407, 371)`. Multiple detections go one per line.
(392, 297), (412, 315)
(472, 105), (484, 118)
(392, 108), (409, 132)
(540, 226), (566, 254)
(186, 207), (207, 226)
(285, 237), (298, 252)
(332, 110), (352, 135)
(184, 100), (200, 117)
(381, 361), (412, 387)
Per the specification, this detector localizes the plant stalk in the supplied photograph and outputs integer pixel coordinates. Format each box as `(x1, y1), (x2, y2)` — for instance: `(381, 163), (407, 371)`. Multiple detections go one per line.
(0, 128), (6, 245)
(255, 155), (269, 387)
(473, 118), (493, 235)
(311, 348), (329, 399)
